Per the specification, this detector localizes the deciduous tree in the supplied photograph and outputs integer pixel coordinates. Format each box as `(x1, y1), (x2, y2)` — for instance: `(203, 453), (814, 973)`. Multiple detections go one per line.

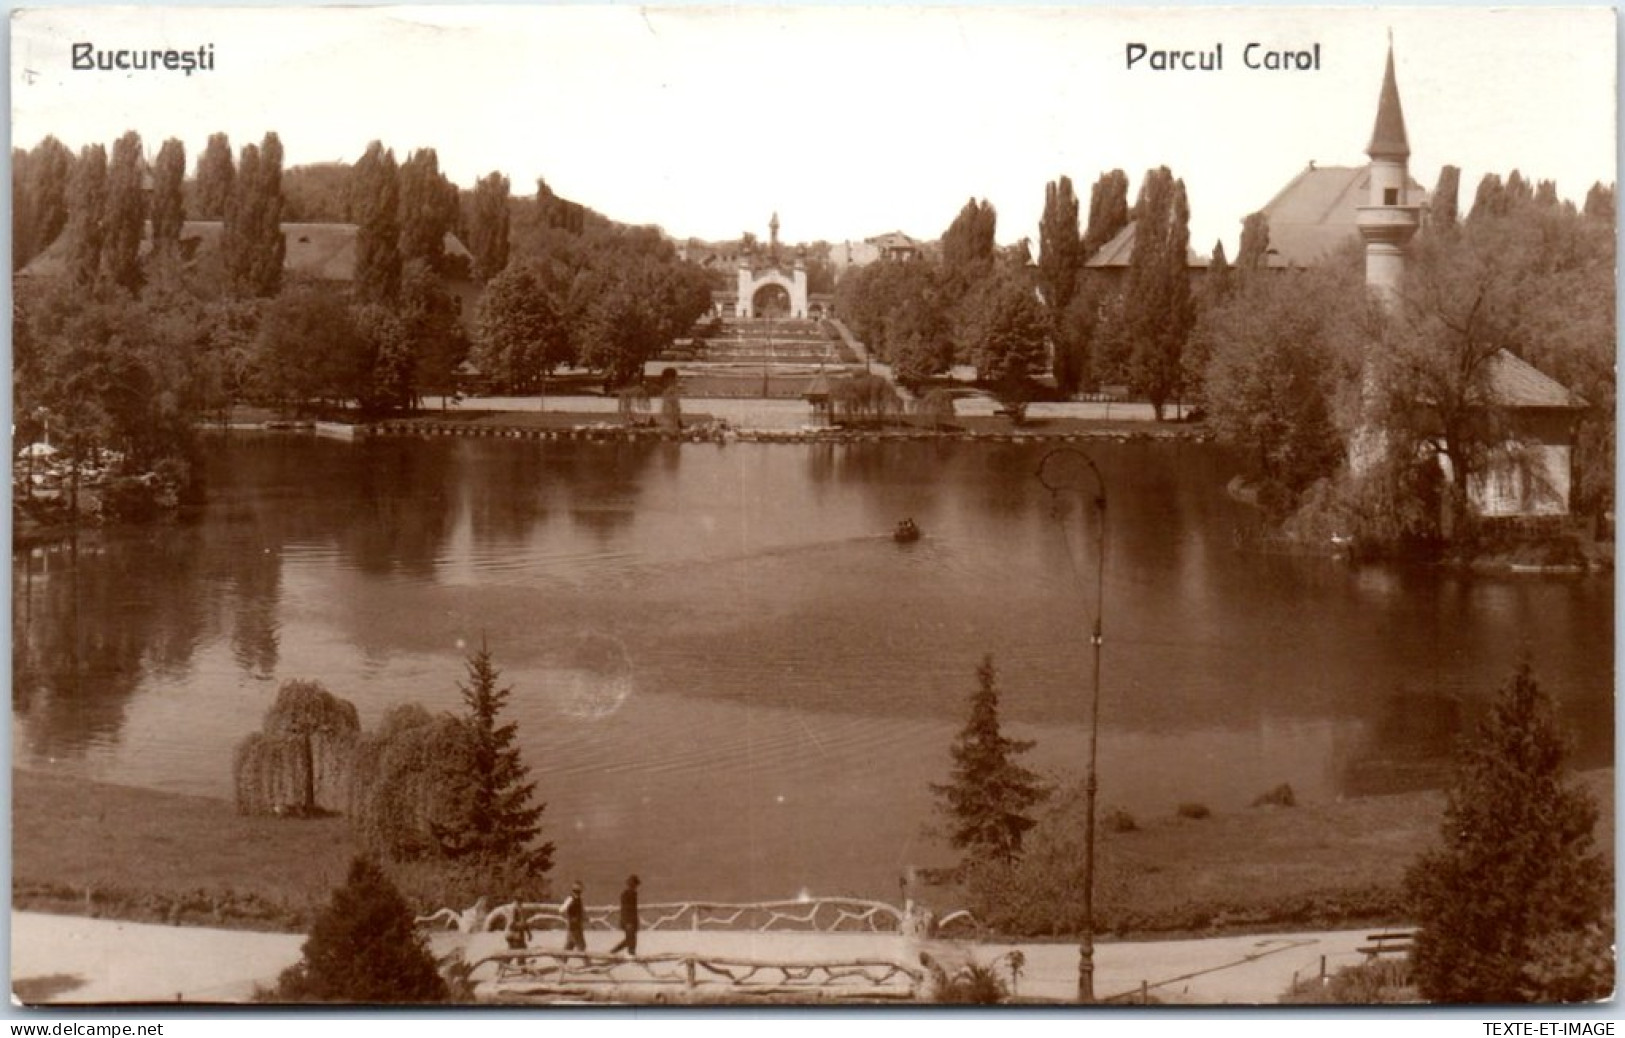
(469, 171), (511, 281)
(472, 261), (569, 392)
(350, 141), (401, 303)
(1039, 176), (1085, 394)
(65, 143), (108, 287)
(1123, 167), (1194, 419)
(194, 132), (234, 220)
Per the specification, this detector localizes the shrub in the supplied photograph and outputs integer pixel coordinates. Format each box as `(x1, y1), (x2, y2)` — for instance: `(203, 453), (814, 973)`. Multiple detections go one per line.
(923, 956), (1009, 1004)
(1281, 958), (1416, 1005)
(1106, 807), (1139, 833)
(268, 856), (448, 1004)
(1251, 783), (1296, 808)
(1176, 802), (1211, 821)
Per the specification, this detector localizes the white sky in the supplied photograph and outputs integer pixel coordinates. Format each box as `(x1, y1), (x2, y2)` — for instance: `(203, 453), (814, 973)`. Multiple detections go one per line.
(9, 5), (1618, 256)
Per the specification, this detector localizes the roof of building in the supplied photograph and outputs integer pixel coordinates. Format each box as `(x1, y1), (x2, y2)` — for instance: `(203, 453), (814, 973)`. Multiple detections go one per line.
(1252, 164), (1428, 268)
(17, 221), (474, 281)
(1367, 45), (1411, 160)
(1485, 349), (1587, 409)
(865, 231), (921, 251)
(1083, 219), (1210, 270)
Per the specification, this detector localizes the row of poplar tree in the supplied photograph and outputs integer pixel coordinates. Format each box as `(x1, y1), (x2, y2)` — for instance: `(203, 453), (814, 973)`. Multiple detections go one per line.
(11, 129), (716, 496)
(834, 168), (1201, 420)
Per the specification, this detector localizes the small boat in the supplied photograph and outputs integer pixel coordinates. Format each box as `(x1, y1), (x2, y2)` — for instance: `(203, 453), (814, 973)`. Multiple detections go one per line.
(893, 518), (921, 543)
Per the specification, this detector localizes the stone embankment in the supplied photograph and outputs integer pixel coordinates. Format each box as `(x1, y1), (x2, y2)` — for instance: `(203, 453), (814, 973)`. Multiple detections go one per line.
(366, 419), (1210, 447)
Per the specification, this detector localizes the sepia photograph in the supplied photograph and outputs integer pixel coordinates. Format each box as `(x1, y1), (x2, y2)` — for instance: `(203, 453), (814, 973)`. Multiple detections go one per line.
(8, 4), (1617, 1010)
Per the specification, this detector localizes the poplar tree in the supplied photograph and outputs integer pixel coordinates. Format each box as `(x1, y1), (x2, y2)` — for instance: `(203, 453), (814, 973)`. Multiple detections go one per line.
(432, 643), (554, 876)
(1082, 169), (1131, 259)
(470, 171), (511, 281)
(1429, 165), (1461, 234)
(195, 132), (234, 220)
(931, 655), (1049, 869)
(1405, 663), (1611, 1002)
(1123, 166), (1194, 420)
(149, 138), (187, 256)
(101, 131), (147, 293)
(1234, 211), (1271, 286)
(222, 134), (286, 297)
(350, 141), (401, 303)
(65, 143), (108, 286)
(13, 136), (73, 271)
(397, 148), (457, 274)
(1040, 176), (1086, 394)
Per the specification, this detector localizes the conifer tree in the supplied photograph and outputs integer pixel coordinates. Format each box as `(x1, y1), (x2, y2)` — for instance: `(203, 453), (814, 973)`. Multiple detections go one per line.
(271, 855), (447, 1003)
(433, 643), (555, 876)
(195, 132), (235, 220)
(350, 141), (401, 303)
(931, 655), (1049, 868)
(1404, 663), (1611, 1003)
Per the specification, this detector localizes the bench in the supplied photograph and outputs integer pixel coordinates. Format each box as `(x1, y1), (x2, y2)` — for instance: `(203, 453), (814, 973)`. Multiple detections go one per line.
(1358, 930), (1416, 958)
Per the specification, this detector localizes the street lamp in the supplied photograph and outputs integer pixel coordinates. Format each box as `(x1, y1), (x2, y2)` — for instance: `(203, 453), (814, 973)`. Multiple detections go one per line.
(1036, 446), (1107, 1004)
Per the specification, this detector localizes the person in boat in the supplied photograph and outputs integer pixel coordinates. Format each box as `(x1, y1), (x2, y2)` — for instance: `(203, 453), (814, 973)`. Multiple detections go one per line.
(895, 518), (920, 541)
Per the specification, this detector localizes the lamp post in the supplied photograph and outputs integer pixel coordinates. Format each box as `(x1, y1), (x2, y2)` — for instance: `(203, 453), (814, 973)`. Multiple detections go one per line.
(1036, 446), (1107, 1003)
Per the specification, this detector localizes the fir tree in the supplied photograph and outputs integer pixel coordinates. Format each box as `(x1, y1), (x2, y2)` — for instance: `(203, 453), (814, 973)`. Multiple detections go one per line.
(271, 855), (447, 1003)
(931, 655), (1049, 868)
(433, 643), (555, 876)
(1404, 663), (1611, 1003)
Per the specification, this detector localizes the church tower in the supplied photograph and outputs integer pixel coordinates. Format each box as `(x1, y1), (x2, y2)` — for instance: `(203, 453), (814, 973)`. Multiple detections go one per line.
(1355, 41), (1421, 308)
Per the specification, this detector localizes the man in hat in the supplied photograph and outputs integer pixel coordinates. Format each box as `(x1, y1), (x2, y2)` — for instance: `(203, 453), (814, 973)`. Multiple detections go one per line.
(609, 875), (641, 957)
(562, 881), (587, 957)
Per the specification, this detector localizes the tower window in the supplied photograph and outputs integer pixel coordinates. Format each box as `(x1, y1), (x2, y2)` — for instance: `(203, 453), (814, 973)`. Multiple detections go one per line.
(1384, 187), (1399, 205)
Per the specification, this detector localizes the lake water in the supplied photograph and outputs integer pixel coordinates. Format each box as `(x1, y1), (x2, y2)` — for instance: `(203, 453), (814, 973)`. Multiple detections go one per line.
(12, 434), (1613, 903)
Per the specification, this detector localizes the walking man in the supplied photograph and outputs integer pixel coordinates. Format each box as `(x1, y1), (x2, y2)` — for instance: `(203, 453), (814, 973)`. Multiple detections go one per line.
(609, 875), (641, 956)
(562, 881), (587, 958)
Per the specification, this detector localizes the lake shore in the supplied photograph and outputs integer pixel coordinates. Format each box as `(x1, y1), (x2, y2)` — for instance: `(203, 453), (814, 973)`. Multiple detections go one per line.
(15, 766), (1611, 940)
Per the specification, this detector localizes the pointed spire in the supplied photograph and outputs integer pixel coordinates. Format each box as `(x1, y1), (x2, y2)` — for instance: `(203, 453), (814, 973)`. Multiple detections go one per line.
(1367, 40), (1411, 160)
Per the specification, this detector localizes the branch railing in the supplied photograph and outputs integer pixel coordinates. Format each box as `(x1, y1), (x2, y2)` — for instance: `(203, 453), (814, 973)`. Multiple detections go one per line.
(420, 897), (911, 936)
(468, 948), (922, 999)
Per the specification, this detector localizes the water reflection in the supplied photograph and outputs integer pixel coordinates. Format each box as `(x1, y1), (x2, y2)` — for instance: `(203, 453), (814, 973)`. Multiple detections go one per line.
(10, 435), (1613, 900)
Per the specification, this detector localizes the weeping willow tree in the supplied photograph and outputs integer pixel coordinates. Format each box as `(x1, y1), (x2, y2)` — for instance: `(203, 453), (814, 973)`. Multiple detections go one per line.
(348, 704), (474, 861)
(234, 679), (360, 817)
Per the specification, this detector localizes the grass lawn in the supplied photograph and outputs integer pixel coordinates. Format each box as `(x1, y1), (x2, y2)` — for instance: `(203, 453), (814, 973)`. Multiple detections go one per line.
(16, 766), (1611, 938)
